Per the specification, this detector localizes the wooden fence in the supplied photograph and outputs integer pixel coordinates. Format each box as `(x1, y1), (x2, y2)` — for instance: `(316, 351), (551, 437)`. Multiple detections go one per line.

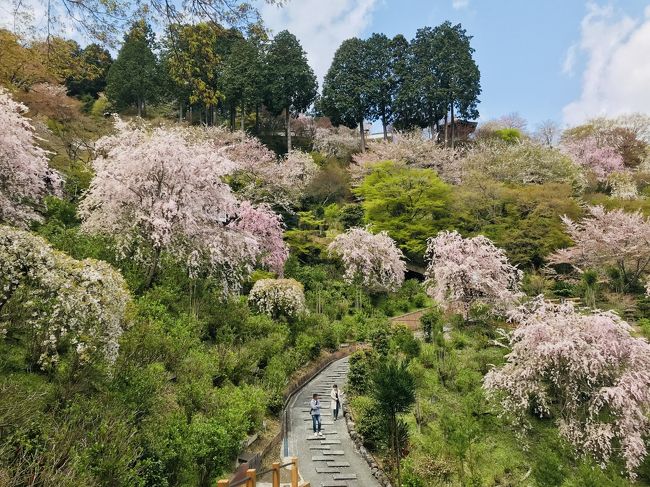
(217, 457), (305, 487)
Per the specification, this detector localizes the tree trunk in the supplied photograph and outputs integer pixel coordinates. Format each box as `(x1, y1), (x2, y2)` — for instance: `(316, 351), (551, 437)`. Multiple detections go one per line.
(393, 415), (402, 487)
(144, 248), (162, 290)
(230, 105), (236, 131)
(137, 98), (142, 117)
(179, 102), (183, 123)
(382, 113), (388, 141)
(189, 105), (192, 124)
(434, 120), (440, 144)
(359, 119), (366, 152)
(444, 111), (449, 148)
(286, 108), (292, 152)
(142, 99), (146, 117)
(450, 102), (455, 149)
(241, 102), (245, 132)
(255, 103), (260, 134)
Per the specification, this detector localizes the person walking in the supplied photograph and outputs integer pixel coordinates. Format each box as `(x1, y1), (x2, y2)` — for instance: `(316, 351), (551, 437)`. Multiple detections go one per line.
(310, 393), (322, 437)
(330, 384), (341, 420)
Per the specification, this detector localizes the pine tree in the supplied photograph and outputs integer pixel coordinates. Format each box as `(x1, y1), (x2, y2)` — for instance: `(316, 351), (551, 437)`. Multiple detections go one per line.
(264, 30), (317, 151)
(105, 21), (160, 116)
(222, 38), (264, 132)
(320, 38), (372, 151)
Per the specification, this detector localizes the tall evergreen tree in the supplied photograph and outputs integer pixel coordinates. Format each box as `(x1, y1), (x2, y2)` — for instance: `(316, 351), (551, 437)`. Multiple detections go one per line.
(65, 43), (113, 98)
(391, 34), (421, 131)
(320, 37), (372, 151)
(402, 27), (448, 138)
(264, 30), (317, 151)
(222, 38), (264, 132)
(366, 33), (399, 140)
(430, 21), (481, 147)
(105, 21), (160, 116)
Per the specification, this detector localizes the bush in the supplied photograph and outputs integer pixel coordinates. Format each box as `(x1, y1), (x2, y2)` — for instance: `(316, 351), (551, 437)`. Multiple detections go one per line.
(339, 204), (364, 229)
(347, 349), (376, 396)
(349, 395), (387, 451)
(295, 333), (321, 362)
(420, 307), (444, 344)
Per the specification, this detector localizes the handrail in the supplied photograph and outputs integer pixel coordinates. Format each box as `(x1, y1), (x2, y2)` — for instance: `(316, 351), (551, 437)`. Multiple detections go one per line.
(217, 457), (301, 487)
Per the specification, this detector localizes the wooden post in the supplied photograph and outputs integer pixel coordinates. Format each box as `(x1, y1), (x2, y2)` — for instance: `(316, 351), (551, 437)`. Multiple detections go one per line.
(246, 468), (256, 487)
(272, 462), (280, 487)
(291, 456), (299, 487)
(217, 481), (229, 487)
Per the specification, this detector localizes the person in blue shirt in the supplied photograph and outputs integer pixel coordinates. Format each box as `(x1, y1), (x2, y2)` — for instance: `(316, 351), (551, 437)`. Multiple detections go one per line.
(310, 393), (322, 437)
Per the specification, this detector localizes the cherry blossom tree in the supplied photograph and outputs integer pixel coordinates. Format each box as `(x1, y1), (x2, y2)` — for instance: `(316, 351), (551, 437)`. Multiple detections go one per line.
(609, 171), (639, 200)
(0, 87), (61, 226)
(548, 206), (650, 287)
(0, 225), (130, 369)
(211, 132), (318, 209)
(350, 131), (460, 185)
(248, 278), (306, 319)
(234, 202), (288, 276)
(313, 126), (360, 160)
(462, 140), (582, 187)
(79, 119), (287, 292)
(328, 227), (406, 298)
(562, 136), (624, 182)
(424, 230), (522, 316)
(484, 298), (650, 476)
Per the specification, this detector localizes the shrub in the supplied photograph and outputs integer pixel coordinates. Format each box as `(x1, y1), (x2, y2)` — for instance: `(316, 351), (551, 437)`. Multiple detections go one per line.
(248, 278), (307, 319)
(420, 307), (444, 344)
(350, 395), (388, 451)
(347, 349), (376, 396)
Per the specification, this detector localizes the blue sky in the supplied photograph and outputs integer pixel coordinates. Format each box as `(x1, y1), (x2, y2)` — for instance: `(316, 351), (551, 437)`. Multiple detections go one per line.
(262, 0), (650, 130)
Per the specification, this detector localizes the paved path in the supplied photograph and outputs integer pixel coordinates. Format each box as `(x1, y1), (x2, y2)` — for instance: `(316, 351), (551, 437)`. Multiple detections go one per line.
(285, 356), (380, 487)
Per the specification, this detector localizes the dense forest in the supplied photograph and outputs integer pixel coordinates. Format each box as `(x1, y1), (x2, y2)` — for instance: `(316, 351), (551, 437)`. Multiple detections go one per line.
(1, 1), (650, 486)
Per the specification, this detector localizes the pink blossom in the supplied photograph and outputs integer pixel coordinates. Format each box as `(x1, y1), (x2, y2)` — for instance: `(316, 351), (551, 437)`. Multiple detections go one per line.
(80, 118), (288, 293)
(562, 136), (624, 181)
(484, 298), (650, 476)
(424, 230), (522, 316)
(0, 87), (61, 226)
(328, 227), (406, 293)
(548, 205), (650, 283)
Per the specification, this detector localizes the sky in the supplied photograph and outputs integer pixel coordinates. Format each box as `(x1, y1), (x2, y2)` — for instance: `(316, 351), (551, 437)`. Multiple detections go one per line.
(260, 0), (650, 130)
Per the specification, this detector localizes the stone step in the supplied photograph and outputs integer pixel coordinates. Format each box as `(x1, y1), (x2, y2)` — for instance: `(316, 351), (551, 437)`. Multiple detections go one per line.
(322, 440), (341, 445)
(327, 462), (350, 468)
(309, 446), (330, 450)
(316, 468), (341, 474)
(311, 456), (329, 462)
(322, 450), (345, 456)
(335, 474), (357, 480)
(321, 483), (348, 487)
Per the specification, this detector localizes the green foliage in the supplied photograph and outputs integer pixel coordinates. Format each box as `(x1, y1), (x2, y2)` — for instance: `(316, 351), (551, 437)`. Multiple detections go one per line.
(493, 127), (522, 143)
(420, 306), (444, 343)
(350, 395), (388, 451)
(320, 37), (372, 136)
(106, 21), (162, 114)
(347, 349), (377, 396)
(339, 203), (365, 229)
(356, 161), (451, 262)
(452, 181), (581, 268)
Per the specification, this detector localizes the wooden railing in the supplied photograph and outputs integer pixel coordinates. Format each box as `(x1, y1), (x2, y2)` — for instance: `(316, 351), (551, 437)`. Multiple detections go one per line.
(217, 457), (304, 487)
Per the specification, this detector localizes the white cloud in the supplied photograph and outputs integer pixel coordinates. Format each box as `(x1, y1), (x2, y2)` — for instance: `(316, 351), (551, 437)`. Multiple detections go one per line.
(562, 43), (577, 75)
(260, 0), (377, 85)
(563, 3), (650, 125)
(452, 0), (469, 10)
